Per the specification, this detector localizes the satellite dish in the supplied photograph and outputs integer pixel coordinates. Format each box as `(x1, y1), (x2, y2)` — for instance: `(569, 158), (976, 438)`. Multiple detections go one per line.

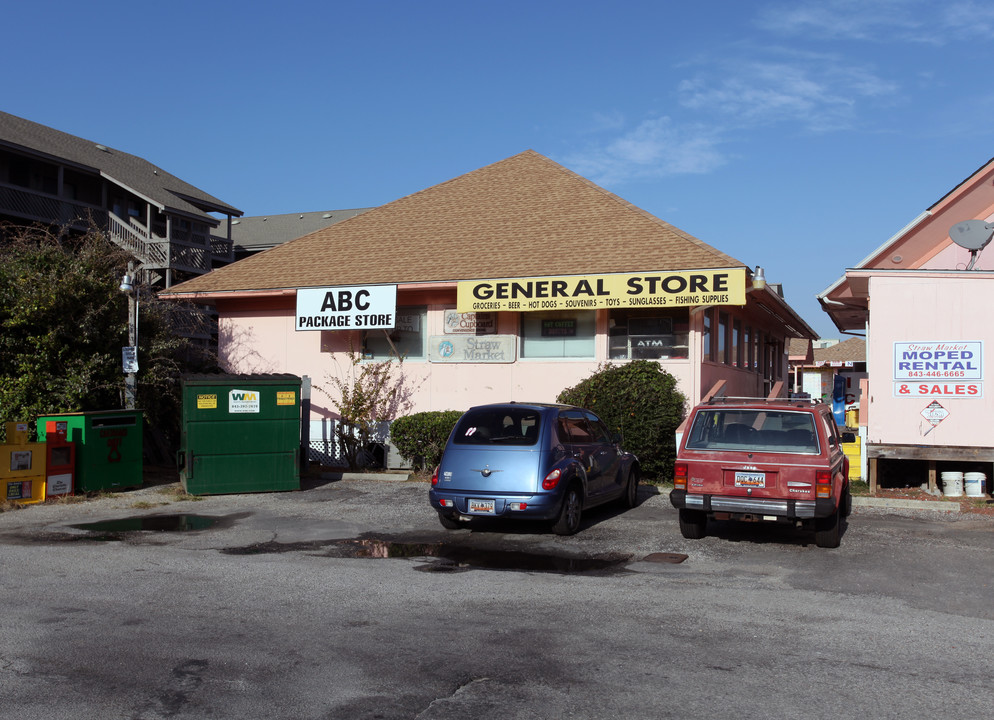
(949, 219), (994, 270)
(949, 220), (994, 251)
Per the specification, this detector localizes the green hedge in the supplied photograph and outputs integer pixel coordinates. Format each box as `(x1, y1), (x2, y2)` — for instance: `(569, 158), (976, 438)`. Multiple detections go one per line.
(389, 410), (463, 471)
(558, 360), (687, 479)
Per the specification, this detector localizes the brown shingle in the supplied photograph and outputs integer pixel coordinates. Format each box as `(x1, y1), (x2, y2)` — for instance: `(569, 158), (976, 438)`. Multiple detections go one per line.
(814, 338), (866, 363)
(165, 150), (746, 295)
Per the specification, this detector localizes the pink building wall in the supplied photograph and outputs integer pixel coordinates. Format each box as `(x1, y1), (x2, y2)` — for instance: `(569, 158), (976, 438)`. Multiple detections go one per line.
(865, 272), (994, 448)
(214, 292), (786, 427)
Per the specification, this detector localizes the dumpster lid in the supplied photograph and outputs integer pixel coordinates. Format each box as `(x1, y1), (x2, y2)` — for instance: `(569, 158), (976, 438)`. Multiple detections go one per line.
(181, 373), (301, 385)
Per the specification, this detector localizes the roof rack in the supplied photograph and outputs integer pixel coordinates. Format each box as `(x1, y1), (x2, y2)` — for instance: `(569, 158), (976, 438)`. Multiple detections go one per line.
(705, 396), (826, 406)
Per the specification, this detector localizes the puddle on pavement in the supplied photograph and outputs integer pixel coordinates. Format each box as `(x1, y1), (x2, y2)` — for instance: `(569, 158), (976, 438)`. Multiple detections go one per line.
(71, 514), (221, 534)
(326, 538), (633, 575)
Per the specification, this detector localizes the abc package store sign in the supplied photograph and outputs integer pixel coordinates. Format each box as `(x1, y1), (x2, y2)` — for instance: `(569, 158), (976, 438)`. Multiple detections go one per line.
(456, 269), (746, 313)
(296, 285), (397, 330)
(893, 341), (983, 398)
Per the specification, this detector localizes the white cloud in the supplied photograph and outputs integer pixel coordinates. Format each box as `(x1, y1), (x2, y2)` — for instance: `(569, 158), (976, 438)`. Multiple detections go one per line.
(755, 0), (994, 44)
(678, 51), (898, 132)
(755, 0), (933, 42)
(562, 116), (726, 186)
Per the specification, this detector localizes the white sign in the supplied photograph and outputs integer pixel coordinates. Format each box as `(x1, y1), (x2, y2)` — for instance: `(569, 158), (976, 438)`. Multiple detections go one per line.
(921, 400), (949, 426)
(122, 346), (138, 373)
(429, 335), (516, 363)
(228, 389), (260, 413)
(296, 285), (397, 331)
(444, 310), (496, 335)
(893, 341), (982, 381)
(894, 382), (983, 398)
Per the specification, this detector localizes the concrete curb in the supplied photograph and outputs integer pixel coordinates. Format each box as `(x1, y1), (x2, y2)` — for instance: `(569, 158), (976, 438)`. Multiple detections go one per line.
(852, 496), (960, 513)
(318, 471), (414, 482)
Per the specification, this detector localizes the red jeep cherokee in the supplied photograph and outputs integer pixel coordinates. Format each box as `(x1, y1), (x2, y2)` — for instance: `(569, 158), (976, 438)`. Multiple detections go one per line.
(670, 397), (854, 548)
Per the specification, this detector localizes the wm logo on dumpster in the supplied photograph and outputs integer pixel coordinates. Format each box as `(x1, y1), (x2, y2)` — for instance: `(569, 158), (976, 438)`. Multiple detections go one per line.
(228, 389), (261, 414)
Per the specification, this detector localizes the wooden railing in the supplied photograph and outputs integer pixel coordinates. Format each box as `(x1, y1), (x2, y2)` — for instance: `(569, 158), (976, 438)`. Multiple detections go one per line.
(0, 183), (106, 229)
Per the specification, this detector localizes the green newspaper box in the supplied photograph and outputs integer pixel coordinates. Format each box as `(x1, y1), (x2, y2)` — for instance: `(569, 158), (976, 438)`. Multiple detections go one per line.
(179, 374), (301, 495)
(36, 410), (143, 492)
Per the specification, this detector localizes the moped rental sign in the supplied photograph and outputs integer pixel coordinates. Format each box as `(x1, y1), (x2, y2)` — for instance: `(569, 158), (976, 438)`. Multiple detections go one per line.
(296, 285), (397, 331)
(893, 341), (983, 398)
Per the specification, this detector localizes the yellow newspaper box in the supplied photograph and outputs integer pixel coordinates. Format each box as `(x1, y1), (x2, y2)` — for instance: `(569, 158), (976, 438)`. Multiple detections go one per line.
(3, 422), (46, 504)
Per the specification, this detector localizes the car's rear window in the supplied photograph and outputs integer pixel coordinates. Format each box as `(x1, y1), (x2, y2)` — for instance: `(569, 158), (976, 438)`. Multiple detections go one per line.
(452, 407), (542, 446)
(685, 409), (819, 453)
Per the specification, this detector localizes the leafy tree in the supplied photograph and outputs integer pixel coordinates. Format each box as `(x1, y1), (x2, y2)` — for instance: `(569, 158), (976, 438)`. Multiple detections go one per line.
(557, 360), (687, 479)
(0, 223), (217, 448)
(324, 346), (415, 470)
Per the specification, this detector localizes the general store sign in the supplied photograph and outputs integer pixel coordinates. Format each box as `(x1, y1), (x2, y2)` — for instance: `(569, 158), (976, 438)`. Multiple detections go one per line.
(456, 269), (746, 313)
(893, 341), (983, 398)
(296, 285), (397, 331)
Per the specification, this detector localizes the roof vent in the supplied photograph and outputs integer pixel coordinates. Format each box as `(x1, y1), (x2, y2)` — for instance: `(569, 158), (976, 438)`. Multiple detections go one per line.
(322, 213), (333, 219)
(232, 219), (240, 225)
(95, 144), (110, 153)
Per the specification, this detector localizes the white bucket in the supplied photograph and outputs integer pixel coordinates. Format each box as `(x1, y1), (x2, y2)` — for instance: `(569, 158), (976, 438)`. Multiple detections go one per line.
(964, 472), (986, 497)
(941, 471), (964, 497)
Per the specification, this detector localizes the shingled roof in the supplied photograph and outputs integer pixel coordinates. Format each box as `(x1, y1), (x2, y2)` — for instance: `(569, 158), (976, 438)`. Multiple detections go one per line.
(163, 150), (746, 297)
(0, 111), (240, 222)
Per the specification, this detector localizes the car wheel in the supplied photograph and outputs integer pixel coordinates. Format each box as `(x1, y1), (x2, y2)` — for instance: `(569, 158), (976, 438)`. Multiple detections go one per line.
(621, 468), (639, 509)
(437, 511), (462, 530)
(678, 509), (707, 539)
(814, 507), (841, 548)
(551, 485), (582, 536)
(841, 483), (853, 517)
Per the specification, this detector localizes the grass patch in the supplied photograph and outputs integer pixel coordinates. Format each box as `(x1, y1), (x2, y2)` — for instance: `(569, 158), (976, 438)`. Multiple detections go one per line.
(850, 480), (870, 495)
(155, 484), (203, 502)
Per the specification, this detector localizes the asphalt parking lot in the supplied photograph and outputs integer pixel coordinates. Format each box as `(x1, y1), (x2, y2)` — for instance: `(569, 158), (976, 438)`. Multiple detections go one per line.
(2, 473), (994, 719)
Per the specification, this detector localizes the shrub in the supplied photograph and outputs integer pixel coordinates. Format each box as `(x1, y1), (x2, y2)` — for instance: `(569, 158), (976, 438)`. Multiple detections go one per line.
(389, 410), (464, 471)
(557, 360), (687, 479)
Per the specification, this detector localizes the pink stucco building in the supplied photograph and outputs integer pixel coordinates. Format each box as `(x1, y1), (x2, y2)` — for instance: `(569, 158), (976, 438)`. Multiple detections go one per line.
(164, 151), (815, 467)
(820, 157), (994, 492)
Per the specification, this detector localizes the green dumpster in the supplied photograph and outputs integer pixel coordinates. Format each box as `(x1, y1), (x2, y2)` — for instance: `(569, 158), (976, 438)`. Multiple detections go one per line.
(179, 374), (301, 495)
(36, 410), (143, 492)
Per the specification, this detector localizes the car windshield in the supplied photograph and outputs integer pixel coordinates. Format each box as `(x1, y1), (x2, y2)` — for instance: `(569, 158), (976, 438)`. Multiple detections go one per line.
(452, 407), (542, 446)
(685, 409), (820, 454)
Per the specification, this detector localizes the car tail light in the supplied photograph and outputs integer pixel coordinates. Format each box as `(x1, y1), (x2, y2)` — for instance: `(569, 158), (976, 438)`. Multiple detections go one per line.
(542, 468), (562, 490)
(509, 502), (527, 511)
(431, 466), (439, 486)
(816, 470), (832, 498)
(439, 498), (454, 507)
(674, 462), (688, 490)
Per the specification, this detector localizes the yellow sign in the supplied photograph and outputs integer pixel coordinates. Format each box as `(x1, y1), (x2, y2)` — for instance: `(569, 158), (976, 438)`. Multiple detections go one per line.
(456, 269), (746, 313)
(276, 391), (296, 406)
(197, 394), (217, 409)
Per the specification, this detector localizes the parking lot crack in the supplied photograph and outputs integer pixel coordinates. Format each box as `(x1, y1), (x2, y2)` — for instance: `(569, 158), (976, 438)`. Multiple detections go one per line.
(415, 676), (491, 718)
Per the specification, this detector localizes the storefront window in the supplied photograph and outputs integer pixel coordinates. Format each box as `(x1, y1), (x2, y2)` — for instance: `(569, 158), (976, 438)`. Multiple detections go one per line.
(362, 306), (426, 360)
(744, 325), (752, 370)
(718, 312), (729, 364)
(520, 311), (595, 358)
(608, 309), (689, 360)
(703, 309), (713, 361)
(732, 319), (741, 367)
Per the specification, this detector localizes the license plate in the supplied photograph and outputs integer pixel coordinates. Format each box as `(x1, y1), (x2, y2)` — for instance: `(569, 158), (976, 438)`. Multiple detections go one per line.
(734, 471), (765, 488)
(468, 498), (496, 514)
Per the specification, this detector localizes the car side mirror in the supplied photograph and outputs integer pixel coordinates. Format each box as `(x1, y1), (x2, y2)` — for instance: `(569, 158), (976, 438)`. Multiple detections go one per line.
(841, 432), (856, 443)
(612, 433), (622, 444)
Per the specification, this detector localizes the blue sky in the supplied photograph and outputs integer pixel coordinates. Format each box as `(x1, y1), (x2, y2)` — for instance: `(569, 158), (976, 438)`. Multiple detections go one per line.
(6, 0), (994, 339)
